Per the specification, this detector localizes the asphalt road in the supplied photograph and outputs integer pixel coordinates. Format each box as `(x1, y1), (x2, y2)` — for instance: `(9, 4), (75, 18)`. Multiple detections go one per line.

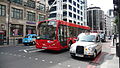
(0, 40), (114, 68)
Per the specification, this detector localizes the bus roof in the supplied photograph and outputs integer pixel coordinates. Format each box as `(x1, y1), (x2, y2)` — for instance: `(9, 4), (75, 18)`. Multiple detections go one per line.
(38, 19), (91, 30)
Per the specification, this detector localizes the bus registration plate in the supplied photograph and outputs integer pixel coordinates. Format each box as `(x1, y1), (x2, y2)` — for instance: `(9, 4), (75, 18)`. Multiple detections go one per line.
(42, 47), (47, 48)
(76, 54), (84, 57)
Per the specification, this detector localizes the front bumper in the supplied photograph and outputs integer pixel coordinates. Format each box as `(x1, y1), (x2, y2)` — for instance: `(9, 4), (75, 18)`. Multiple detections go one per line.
(70, 53), (94, 58)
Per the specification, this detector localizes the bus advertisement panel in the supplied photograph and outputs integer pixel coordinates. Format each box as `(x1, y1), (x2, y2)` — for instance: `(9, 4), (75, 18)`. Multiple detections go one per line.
(36, 20), (90, 51)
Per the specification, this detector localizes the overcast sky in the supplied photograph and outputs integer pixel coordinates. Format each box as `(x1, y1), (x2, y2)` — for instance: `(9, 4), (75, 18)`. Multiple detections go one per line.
(87, 0), (114, 13)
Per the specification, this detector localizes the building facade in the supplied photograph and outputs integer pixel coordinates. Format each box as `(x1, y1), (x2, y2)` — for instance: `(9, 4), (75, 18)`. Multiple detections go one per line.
(87, 7), (105, 32)
(0, 0), (46, 44)
(47, 0), (87, 26)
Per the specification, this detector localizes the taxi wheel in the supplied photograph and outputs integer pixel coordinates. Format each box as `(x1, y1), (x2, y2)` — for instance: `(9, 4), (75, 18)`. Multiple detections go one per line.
(93, 51), (97, 58)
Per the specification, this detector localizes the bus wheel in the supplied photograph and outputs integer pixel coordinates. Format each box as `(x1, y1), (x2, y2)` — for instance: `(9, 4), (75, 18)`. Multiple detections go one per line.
(32, 41), (36, 45)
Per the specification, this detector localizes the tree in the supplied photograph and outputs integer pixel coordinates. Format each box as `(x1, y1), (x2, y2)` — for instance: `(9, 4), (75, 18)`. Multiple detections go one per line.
(114, 16), (119, 24)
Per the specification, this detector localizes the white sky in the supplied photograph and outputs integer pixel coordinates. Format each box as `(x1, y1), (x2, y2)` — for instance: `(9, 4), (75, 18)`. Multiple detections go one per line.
(87, 0), (114, 13)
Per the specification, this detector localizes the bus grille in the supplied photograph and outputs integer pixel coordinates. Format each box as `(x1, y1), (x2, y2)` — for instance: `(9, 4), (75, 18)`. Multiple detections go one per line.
(76, 46), (84, 54)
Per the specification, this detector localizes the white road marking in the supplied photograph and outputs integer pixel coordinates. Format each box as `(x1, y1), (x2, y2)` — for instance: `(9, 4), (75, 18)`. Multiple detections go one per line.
(42, 60), (45, 62)
(35, 58), (38, 60)
(67, 65), (71, 67)
(58, 63), (61, 65)
(50, 61), (53, 63)
(29, 57), (32, 59)
(24, 50), (28, 53)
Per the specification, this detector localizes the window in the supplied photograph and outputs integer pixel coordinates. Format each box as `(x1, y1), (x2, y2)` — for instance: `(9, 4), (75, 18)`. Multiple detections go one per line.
(37, 3), (45, 12)
(11, 8), (23, 19)
(63, 11), (67, 16)
(63, 0), (67, 2)
(81, 17), (83, 21)
(63, 19), (67, 21)
(69, 5), (72, 10)
(8, 0), (23, 5)
(49, 13), (56, 18)
(63, 4), (67, 9)
(38, 14), (45, 21)
(50, 6), (56, 12)
(69, 0), (72, 3)
(77, 4), (79, 8)
(26, 25), (36, 34)
(77, 0), (79, 2)
(73, 14), (76, 18)
(69, 12), (72, 17)
(73, 1), (76, 6)
(27, 11), (35, 21)
(0, 4), (6, 16)
(77, 16), (80, 20)
(77, 10), (80, 14)
(81, 6), (83, 10)
(74, 21), (76, 24)
(10, 24), (23, 36)
(69, 20), (72, 23)
(81, 11), (83, 15)
(73, 7), (76, 12)
(25, 0), (35, 8)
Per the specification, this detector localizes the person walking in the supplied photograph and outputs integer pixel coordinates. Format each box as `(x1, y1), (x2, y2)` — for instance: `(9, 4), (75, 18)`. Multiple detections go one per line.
(113, 33), (117, 46)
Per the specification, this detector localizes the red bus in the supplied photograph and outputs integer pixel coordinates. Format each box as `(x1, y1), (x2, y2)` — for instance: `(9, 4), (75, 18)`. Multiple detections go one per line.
(36, 20), (90, 51)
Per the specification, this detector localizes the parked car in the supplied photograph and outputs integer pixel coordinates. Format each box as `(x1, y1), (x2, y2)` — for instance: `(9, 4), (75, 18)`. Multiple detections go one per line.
(70, 33), (102, 58)
(100, 32), (106, 42)
(22, 34), (37, 45)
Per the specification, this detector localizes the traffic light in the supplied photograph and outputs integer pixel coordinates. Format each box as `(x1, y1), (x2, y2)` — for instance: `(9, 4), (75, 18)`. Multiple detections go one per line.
(113, 0), (120, 12)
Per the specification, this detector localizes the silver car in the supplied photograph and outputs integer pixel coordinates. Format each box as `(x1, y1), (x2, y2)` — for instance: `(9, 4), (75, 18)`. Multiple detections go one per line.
(70, 33), (102, 58)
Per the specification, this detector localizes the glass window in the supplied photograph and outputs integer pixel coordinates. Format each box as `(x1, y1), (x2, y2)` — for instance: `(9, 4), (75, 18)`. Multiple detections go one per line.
(73, 14), (76, 18)
(11, 8), (23, 19)
(77, 10), (80, 14)
(63, 4), (67, 9)
(37, 3), (45, 12)
(77, 0), (79, 2)
(73, 1), (76, 6)
(38, 14), (45, 21)
(63, 11), (67, 16)
(24, 0), (35, 8)
(63, 19), (67, 21)
(8, 0), (23, 5)
(81, 6), (83, 10)
(77, 4), (79, 8)
(81, 11), (83, 15)
(10, 24), (23, 37)
(69, 5), (72, 10)
(69, 12), (72, 17)
(63, 0), (67, 2)
(27, 11), (35, 21)
(81, 17), (83, 21)
(50, 6), (56, 12)
(69, 20), (72, 23)
(74, 21), (76, 24)
(49, 13), (56, 18)
(0, 4), (6, 16)
(73, 7), (76, 12)
(78, 35), (95, 42)
(26, 25), (36, 34)
(69, 0), (72, 3)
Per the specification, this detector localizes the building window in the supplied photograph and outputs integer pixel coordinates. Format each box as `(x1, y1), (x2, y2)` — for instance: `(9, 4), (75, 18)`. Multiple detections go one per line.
(69, 12), (72, 17)
(69, 5), (72, 10)
(26, 25), (36, 34)
(69, 0), (72, 3)
(50, 6), (56, 12)
(81, 17), (83, 21)
(24, 0), (35, 9)
(78, 22), (80, 24)
(37, 3), (45, 12)
(73, 7), (76, 12)
(10, 24), (23, 37)
(77, 16), (80, 20)
(38, 14), (45, 21)
(8, 0), (23, 5)
(49, 13), (56, 18)
(63, 11), (67, 16)
(11, 8), (23, 19)
(63, 19), (67, 21)
(77, 4), (79, 8)
(73, 14), (76, 18)
(73, 1), (76, 6)
(81, 6), (83, 10)
(63, 0), (67, 2)
(77, 0), (79, 2)
(27, 11), (35, 21)
(81, 11), (83, 15)
(74, 21), (76, 24)
(63, 4), (67, 9)
(77, 10), (80, 14)
(0, 4), (6, 16)
(69, 20), (72, 23)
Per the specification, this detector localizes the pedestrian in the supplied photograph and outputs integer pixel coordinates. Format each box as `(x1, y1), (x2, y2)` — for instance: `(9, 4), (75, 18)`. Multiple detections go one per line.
(113, 33), (117, 46)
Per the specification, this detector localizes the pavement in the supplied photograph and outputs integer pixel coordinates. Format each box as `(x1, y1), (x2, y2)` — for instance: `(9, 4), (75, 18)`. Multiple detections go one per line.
(100, 38), (119, 68)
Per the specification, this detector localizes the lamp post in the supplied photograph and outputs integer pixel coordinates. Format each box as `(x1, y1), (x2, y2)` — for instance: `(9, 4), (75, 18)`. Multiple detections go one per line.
(7, 0), (11, 45)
